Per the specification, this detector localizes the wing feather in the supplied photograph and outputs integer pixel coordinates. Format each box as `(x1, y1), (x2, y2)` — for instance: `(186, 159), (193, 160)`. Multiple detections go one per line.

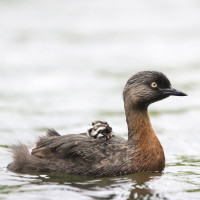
(32, 132), (126, 164)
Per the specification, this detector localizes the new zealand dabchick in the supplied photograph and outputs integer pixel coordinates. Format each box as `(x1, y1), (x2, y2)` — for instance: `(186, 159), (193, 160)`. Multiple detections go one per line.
(8, 71), (187, 176)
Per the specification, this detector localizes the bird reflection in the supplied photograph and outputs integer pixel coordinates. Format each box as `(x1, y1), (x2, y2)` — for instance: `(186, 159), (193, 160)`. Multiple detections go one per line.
(33, 172), (167, 200)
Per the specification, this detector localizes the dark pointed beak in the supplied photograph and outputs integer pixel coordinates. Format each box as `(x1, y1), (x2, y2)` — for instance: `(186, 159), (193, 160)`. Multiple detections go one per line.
(161, 88), (187, 96)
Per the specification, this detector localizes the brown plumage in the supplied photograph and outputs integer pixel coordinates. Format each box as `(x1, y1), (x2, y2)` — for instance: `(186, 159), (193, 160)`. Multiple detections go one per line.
(7, 71), (187, 176)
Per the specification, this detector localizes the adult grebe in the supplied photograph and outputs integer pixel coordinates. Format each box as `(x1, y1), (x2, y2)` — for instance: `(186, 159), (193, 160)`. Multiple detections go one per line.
(7, 71), (187, 176)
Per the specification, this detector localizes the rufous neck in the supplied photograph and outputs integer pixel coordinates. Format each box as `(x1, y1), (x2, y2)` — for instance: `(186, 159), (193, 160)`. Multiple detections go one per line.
(124, 103), (154, 143)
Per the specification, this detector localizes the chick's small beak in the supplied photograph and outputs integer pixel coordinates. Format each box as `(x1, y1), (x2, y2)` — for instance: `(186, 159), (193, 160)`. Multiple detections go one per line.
(161, 88), (187, 96)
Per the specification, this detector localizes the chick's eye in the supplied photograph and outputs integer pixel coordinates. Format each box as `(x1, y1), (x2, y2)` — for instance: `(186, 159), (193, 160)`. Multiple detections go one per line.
(151, 82), (157, 88)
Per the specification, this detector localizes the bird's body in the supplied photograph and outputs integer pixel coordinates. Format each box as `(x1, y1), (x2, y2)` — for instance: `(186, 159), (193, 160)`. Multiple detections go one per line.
(8, 71), (187, 176)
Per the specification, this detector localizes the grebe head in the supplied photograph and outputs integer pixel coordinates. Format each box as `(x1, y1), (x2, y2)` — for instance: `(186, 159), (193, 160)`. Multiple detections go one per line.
(123, 71), (187, 108)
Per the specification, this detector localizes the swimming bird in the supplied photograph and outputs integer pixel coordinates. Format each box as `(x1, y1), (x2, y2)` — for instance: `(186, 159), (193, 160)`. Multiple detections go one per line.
(7, 71), (187, 176)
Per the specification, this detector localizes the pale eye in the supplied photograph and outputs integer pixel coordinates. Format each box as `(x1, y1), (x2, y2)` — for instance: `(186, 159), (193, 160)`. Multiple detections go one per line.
(151, 82), (157, 88)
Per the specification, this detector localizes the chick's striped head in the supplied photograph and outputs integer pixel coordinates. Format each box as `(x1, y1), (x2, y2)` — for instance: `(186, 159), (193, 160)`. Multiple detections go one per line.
(87, 121), (113, 141)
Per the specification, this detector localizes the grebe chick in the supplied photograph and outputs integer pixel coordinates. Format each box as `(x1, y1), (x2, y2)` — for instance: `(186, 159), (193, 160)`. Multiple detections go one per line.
(8, 71), (187, 176)
(87, 121), (113, 140)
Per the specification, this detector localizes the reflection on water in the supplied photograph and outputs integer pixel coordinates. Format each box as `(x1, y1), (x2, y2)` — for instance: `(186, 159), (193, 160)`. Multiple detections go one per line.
(44, 173), (159, 200)
(1, 171), (164, 200)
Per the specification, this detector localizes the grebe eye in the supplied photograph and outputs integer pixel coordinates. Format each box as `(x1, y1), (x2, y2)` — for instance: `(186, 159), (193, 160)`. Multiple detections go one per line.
(151, 82), (157, 88)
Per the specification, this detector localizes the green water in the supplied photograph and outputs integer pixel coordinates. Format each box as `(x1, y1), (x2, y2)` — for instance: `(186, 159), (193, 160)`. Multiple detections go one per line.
(0, 0), (200, 199)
